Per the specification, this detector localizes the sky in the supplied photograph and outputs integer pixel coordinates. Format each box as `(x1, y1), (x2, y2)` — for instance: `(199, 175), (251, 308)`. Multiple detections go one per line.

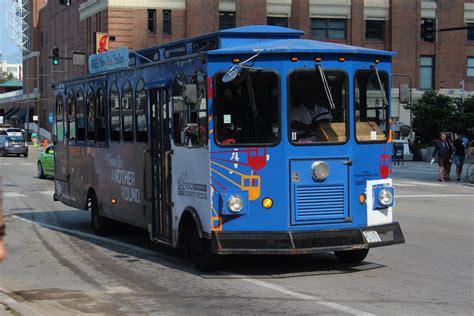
(0, 0), (22, 64)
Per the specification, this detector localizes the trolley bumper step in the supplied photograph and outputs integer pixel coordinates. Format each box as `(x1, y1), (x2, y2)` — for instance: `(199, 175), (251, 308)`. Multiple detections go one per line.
(212, 222), (404, 255)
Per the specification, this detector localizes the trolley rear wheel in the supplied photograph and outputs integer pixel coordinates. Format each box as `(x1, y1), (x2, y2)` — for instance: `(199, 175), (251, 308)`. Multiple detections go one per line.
(334, 249), (369, 263)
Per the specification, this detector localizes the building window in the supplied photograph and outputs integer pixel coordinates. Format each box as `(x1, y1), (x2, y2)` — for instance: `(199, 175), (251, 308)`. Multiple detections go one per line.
(420, 56), (434, 90)
(163, 10), (171, 35)
(311, 18), (346, 40)
(40, 32), (44, 47)
(420, 18), (436, 42)
(148, 9), (156, 33)
(468, 23), (474, 41)
(467, 58), (474, 77)
(267, 16), (288, 27)
(366, 20), (385, 40)
(219, 11), (235, 30)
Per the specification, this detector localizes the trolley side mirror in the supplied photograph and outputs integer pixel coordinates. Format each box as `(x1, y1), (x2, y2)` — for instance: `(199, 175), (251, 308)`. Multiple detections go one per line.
(184, 84), (197, 105)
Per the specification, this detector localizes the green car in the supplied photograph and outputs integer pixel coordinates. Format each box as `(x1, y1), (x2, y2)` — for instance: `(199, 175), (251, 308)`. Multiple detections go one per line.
(37, 145), (55, 179)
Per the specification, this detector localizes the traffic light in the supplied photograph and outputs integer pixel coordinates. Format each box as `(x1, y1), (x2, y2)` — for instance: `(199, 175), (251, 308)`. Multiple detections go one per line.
(52, 47), (60, 65)
(59, 0), (71, 6)
(421, 18), (436, 42)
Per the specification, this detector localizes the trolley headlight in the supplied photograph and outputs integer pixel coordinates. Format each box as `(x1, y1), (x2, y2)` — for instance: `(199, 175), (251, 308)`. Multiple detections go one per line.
(227, 195), (244, 213)
(378, 189), (393, 207)
(312, 161), (330, 180)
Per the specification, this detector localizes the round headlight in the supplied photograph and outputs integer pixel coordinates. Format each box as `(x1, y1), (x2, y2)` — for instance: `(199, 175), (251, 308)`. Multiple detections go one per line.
(312, 161), (330, 180)
(378, 189), (393, 206)
(227, 195), (243, 213)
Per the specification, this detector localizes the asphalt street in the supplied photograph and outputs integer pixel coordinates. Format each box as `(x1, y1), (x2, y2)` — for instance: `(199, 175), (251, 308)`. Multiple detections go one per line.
(0, 146), (473, 315)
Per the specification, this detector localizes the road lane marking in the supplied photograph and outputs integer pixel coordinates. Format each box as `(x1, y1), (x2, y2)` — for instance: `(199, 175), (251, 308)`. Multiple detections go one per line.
(11, 215), (158, 255)
(229, 275), (374, 316)
(36, 191), (55, 195)
(0, 163), (13, 166)
(397, 194), (473, 198)
(3, 192), (27, 198)
(398, 181), (446, 187)
(13, 215), (374, 315)
(392, 183), (416, 187)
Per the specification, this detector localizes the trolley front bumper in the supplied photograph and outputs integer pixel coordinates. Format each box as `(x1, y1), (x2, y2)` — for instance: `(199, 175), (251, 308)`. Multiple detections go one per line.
(212, 222), (404, 255)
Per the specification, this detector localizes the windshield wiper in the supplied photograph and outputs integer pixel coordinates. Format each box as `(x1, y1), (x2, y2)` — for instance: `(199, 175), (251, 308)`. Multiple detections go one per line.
(371, 64), (388, 107)
(316, 63), (336, 110)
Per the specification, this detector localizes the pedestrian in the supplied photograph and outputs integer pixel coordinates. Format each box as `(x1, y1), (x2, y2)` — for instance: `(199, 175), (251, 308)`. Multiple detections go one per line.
(445, 134), (454, 180)
(431, 132), (452, 182)
(453, 134), (467, 181)
(0, 206), (5, 262)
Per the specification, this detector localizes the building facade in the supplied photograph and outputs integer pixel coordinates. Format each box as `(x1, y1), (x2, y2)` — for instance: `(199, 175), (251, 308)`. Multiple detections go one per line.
(20, 0), (474, 131)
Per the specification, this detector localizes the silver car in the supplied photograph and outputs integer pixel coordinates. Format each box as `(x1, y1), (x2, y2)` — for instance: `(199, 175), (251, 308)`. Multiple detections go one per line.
(0, 135), (28, 157)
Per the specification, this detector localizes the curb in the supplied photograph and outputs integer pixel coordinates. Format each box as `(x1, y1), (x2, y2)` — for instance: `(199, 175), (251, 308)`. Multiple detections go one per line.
(0, 288), (39, 316)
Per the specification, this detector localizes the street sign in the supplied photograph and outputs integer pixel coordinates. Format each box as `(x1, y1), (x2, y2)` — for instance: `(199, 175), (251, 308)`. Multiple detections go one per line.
(72, 52), (86, 66)
(48, 112), (54, 125)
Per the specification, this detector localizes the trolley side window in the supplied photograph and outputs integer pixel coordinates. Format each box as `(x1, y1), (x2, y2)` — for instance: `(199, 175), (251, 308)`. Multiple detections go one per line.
(214, 71), (280, 146)
(67, 90), (76, 143)
(86, 87), (95, 142)
(135, 79), (147, 143)
(56, 93), (64, 143)
(172, 71), (208, 147)
(121, 81), (134, 142)
(288, 70), (348, 144)
(110, 83), (120, 142)
(354, 70), (389, 142)
(96, 87), (106, 142)
(76, 89), (86, 142)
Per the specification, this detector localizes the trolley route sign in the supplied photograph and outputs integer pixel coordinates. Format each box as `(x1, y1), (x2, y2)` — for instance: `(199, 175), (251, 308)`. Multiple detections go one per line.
(88, 47), (129, 75)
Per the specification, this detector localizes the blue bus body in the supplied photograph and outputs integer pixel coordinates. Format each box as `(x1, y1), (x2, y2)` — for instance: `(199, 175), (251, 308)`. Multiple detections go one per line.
(53, 26), (404, 269)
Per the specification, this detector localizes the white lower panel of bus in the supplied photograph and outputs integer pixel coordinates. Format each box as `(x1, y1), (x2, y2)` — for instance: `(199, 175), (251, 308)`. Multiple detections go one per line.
(365, 179), (393, 226)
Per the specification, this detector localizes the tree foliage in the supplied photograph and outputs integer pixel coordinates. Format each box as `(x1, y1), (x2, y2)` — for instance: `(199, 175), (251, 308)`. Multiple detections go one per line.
(406, 91), (473, 143)
(0, 72), (14, 84)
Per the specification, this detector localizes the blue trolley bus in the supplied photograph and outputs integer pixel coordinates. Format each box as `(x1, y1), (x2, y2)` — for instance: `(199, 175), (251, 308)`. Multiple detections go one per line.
(52, 26), (404, 271)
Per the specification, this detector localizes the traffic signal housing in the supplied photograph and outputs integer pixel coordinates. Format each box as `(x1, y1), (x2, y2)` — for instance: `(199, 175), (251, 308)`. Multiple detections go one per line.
(421, 18), (436, 42)
(52, 47), (60, 65)
(59, 0), (71, 6)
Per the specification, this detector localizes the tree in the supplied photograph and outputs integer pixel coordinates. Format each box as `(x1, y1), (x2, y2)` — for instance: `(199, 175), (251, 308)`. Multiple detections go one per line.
(405, 91), (459, 143)
(0, 72), (14, 84)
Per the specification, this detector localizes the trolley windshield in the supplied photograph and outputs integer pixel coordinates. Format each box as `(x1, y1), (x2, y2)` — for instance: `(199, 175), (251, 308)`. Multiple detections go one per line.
(214, 71), (280, 146)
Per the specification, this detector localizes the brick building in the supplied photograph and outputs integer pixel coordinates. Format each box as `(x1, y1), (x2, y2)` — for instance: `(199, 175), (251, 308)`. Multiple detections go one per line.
(21, 0), (474, 130)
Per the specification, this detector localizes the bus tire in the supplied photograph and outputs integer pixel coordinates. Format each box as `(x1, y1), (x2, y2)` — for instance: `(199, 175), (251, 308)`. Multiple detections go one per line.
(89, 192), (111, 236)
(189, 225), (225, 272)
(334, 249), (369, 263)
(37, 162), (45, 179)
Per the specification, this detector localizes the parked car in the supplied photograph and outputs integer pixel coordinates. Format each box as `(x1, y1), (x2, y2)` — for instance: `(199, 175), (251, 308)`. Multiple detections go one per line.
(5, 128), (24, 137)
(0, 135), (28, 157)
(37, 144), (55, 179)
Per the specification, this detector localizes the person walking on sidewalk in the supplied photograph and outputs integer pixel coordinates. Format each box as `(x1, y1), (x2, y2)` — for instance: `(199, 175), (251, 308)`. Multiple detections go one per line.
(453, 134), (468, 181)
(0, 206), (5, 262)
(432, 132), (453, 182)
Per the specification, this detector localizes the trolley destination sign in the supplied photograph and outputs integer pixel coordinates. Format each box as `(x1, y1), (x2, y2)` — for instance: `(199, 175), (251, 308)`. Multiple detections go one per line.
(88, 47), (129, 74)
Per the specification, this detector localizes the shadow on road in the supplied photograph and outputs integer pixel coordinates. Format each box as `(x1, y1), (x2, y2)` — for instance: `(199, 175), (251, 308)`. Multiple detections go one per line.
(13, 210), (385, 279)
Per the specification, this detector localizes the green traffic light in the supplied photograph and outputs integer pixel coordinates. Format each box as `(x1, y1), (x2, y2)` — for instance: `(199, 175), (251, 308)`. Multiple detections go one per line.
(53, 59), (59, 65)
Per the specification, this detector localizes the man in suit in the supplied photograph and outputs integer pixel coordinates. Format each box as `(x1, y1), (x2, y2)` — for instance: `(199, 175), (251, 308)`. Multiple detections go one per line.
(432, 133), (453, 182)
